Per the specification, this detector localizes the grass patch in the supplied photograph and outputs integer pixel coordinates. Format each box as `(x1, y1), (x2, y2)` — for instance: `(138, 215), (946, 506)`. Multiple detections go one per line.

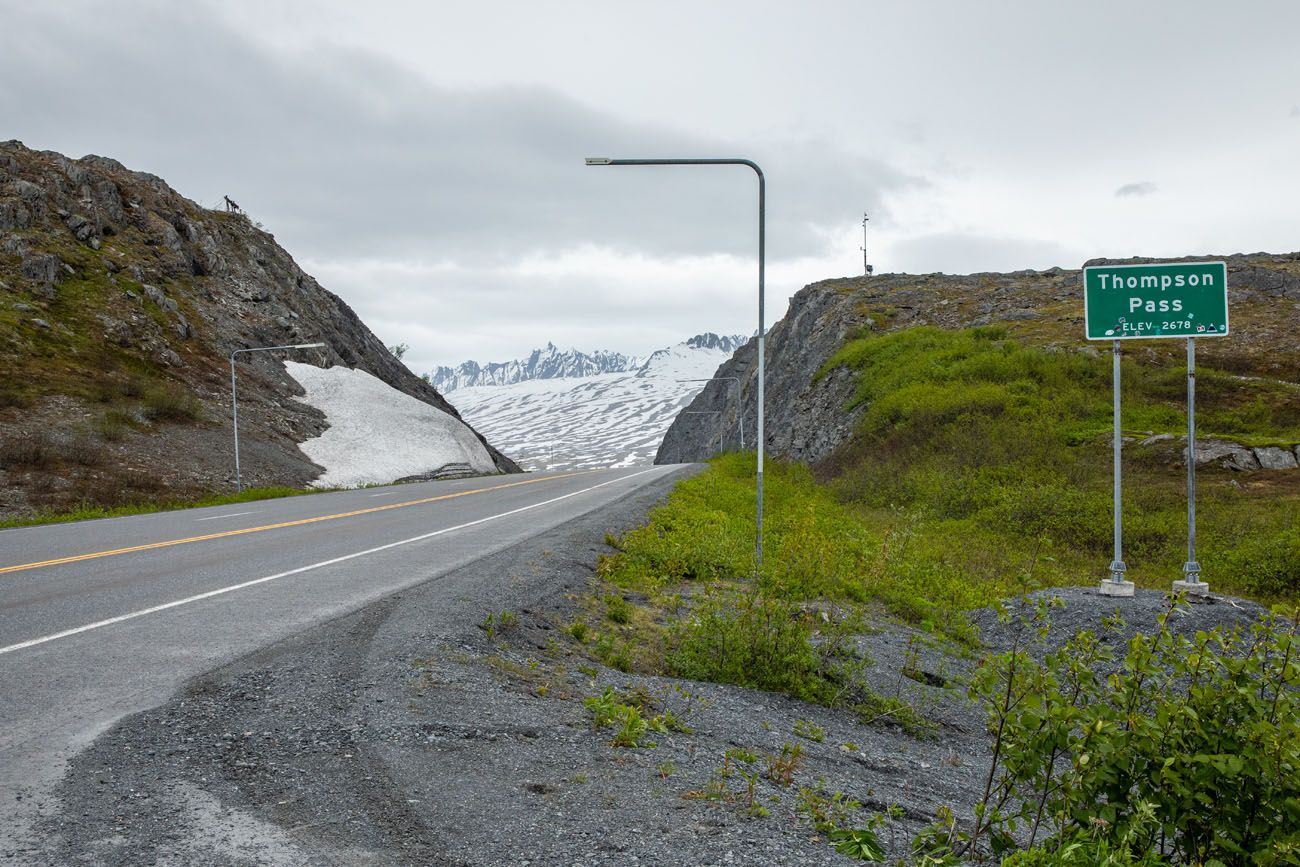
(0, 485), (315, 529)
(592, 324), (1299, 739)
(819, 326), (1300, 603)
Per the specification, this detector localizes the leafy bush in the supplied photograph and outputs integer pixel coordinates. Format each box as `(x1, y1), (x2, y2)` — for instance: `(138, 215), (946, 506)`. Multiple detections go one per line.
(943, 600), (1300, 865)
(1221, 527), (1300, 598)
(665, 588), (836, 704)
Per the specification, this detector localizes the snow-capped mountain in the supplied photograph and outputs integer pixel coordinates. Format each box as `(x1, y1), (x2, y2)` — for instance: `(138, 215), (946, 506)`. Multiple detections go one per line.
(448, 333), (749, 471)
(430, 343), (644, 393)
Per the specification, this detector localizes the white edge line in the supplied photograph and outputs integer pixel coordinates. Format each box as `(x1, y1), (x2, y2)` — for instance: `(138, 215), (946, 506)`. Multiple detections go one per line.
(368, 492), (397, 498)
(1, 467), (664, 656)
(195, 511), (258, 522)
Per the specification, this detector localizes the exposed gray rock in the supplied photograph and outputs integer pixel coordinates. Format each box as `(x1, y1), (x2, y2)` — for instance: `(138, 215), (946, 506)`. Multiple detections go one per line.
(1186, 439), (1260, 471)
(10, 179), (44, 201)
(1254, 446), (1299, 470)
(30, 318), (50, 329)
(20, 252), (62, 286)
(1140, 433), (1176, 446)
(0, 200), (31, 230)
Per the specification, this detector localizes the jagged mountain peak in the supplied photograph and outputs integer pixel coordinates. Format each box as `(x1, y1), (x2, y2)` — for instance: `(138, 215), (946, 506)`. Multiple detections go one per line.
(430, 333), (747, 393)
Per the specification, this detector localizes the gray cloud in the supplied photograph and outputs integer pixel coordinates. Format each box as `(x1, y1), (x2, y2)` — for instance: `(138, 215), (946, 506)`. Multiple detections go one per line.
(1115, 182), (1158, 198)
(0, 3), (919, 267)
(1291, 105), (1300, 118)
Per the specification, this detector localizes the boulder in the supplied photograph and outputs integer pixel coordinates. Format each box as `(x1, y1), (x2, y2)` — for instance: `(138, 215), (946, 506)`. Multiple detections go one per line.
(1184, 439), (1261, 471)
(20, 253), (62, 285)
(1253, 446), (1299, 470)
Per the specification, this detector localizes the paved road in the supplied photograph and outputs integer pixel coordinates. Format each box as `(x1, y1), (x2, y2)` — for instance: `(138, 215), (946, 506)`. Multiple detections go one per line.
(0, 465), (690, 855)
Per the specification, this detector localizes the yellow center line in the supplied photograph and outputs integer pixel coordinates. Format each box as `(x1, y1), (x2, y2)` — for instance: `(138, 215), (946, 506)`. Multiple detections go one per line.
(0, 470), (603, 576)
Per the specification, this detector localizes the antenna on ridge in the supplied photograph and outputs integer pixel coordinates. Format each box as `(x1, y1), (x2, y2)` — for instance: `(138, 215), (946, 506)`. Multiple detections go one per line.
(860, 212), (873, 276)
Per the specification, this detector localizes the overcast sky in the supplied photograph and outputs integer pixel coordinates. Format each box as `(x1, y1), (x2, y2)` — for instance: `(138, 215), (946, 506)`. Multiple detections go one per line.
(3, 1), (1298, 372)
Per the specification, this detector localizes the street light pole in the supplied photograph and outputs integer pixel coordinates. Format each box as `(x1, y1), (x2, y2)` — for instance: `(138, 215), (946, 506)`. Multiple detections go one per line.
(586, 157), (766, 573)
(230, 342), (326, 492)
(679, 377), (743, 449)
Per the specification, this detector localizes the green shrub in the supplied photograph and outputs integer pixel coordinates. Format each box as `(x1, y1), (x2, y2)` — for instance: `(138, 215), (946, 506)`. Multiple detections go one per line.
(665, 588), (827, 702)
(0, 432), (53, 468)
(94, 409), (133, 442)
(604, 593), (632, 624)
(142, 383), (202, 422)
(946, 601), (1300, 865)
(1221, 527), (1300, 598)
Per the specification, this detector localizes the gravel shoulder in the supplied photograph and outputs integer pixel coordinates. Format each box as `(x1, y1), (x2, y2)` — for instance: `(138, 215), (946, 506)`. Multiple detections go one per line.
(37, 473), (1270, 865)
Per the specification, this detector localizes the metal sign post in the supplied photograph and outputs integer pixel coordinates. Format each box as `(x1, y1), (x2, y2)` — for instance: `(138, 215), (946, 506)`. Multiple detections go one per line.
(1083, 261), (1228, 597)
(1175, 337), (1207, 595)
(1106, 339), (1130, 595)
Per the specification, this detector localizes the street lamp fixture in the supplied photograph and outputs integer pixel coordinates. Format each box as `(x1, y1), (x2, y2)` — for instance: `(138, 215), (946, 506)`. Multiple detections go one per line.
(230, 342), (326, 492)
(679, 377), (743, 449)
(586, 156), (766, 571)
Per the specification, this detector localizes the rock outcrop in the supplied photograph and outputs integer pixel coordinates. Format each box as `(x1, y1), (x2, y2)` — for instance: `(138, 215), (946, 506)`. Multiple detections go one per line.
(0, 141), (517, 517)
(656, 254), (1300, 467)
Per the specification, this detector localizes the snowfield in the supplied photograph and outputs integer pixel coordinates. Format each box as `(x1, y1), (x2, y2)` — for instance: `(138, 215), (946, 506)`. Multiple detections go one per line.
(451, 340), (742, 471)
(284, 361), (496, 488)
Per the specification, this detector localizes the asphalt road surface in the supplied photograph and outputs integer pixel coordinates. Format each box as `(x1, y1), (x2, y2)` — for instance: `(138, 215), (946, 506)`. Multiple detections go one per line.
(0, 465), (690, 857)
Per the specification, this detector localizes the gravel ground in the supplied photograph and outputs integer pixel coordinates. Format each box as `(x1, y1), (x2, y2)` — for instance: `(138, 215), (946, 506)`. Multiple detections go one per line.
(37, 477), (1270, 865)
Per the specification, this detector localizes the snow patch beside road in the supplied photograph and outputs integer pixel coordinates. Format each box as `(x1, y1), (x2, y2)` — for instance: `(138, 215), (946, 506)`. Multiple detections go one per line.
(285, 362), (496, 488)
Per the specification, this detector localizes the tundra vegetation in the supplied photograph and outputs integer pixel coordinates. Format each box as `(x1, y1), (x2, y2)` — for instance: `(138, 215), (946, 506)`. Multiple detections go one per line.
(579, 325), (1299, 864)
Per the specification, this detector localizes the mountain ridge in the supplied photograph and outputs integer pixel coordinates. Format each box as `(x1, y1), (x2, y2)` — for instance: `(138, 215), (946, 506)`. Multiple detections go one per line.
(430, 332), (747, 392)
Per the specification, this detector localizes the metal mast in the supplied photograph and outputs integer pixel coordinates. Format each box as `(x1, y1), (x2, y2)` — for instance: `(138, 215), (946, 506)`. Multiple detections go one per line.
(860, 212), (873, 276)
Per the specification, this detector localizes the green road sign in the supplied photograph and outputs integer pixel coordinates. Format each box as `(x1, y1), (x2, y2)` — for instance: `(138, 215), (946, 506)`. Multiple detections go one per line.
(1083, 261), (1228, 340)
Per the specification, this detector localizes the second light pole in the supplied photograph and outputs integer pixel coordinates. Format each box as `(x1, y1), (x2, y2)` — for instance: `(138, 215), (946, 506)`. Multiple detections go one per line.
(679, 377), (743, 449)
(586, 157), (766, 572)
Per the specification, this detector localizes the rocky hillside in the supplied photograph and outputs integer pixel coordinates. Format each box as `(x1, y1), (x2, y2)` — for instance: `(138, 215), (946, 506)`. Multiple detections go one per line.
(0, 141), (517, 519)
(657, 254), (1300, 466)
